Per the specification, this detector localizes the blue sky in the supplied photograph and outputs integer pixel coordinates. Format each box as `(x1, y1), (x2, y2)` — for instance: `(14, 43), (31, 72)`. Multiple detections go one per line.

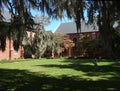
(37, 10), (88, 32)
(3, 2), (88, 32)
(3, 8), (73, 32)
(44, 17), (73, 32)
(31, 9), (73, 32)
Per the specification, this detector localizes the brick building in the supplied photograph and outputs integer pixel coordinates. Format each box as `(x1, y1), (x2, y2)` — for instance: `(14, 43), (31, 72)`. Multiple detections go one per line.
(55, 21), (99, 57)
(0, 10), (35, 60)
(0, 38), (23, 60)
(0, 31), (34, 60)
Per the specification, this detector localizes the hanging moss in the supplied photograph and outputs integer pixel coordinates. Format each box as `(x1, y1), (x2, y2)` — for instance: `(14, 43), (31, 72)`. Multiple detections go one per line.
(0, 22), (10, 51)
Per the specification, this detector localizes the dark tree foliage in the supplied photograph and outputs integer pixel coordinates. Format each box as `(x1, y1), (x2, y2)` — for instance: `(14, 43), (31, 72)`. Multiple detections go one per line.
(0, 0), (120, 58)
(0, 22), (10, 51)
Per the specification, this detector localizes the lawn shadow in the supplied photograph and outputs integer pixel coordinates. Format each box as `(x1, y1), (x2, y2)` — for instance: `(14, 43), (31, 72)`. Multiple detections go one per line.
(0, 68), (120, 91)
(36, 58), (120, 81)
(63, 58), (120, 72)
(38, 58), (120, 73)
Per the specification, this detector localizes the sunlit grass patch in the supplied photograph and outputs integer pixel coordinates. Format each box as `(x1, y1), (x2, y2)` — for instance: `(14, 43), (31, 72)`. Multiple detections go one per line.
(0, 58), (120, 91)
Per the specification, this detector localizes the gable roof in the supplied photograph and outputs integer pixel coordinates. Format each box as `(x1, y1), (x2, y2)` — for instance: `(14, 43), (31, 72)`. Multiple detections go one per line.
(55, 21), (99, 34)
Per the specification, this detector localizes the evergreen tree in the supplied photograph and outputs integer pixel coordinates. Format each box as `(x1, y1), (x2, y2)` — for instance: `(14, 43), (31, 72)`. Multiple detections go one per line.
(32, 25), (48, 58)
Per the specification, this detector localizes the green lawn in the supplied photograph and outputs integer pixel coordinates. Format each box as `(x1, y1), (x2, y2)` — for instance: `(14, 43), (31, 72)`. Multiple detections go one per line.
(0, 58), (120, 91)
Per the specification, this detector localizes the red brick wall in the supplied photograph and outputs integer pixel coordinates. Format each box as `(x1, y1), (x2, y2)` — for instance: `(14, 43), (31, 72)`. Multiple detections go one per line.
(66, 31), (99, 57)
(0, 31), (35, 60)
(68, 31), (99, 40)
(0, 37), (24, 60)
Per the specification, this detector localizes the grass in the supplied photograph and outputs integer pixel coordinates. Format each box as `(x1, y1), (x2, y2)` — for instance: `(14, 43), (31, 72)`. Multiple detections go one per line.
(0, 58), (120, 91)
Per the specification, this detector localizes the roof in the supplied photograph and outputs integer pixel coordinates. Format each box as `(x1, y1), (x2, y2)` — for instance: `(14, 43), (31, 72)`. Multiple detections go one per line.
(55, 21), (99, 34)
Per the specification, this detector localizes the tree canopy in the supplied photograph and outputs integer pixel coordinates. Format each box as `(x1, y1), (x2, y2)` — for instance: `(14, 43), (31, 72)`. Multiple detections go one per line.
(1, 1), (120, 31)
(0, 0), (120, 58)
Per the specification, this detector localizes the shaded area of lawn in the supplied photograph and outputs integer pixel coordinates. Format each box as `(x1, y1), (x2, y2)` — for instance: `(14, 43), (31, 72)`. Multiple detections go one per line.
(0, 69), (119, 91)
(0, 68), (120, 91)
(38, 58), (120, 77)
(0, 58), (120, 91)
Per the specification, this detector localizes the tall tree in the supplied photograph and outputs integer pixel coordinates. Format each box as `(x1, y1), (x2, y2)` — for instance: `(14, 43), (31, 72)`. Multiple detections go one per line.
(32, 25), (48, 58)
(48, 1), (120, 58)
(1, 0), (120, 58)
(0, 0), (36, 51)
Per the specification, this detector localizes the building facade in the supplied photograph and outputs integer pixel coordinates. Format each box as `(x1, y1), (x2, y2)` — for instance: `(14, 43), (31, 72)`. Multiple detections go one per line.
(55, 21), (99, 57)
(0, 37), (24, 60)
(0, 31), (34, 60)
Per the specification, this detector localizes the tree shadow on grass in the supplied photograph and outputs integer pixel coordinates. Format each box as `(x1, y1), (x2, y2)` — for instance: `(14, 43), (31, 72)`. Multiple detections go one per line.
(63, 58), (120, 73)
(34, 58), (120, 90)
(38, 61), (120, 74)
(38, 63), (120, 82)
(0, 68), (120, 91)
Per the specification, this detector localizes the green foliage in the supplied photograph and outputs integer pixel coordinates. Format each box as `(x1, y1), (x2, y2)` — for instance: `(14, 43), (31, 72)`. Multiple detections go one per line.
(32, 29), (64, 58)
(0, 0), (35, 51)
(111, 23), (120, 58)
(1, 0), (120, 58)
(52, 33), (63, 56)
(32, 26), (48, 58)
(21, 24), (64, 58)
(22, 35), (32, 58)
(87, 37), (111, 58)
(46, 32), (56, 53)
(78, 35), (91, 57)
(79, 35), (111, 58)
(49, 1), (120, 57)
(0, 22), (10, 51)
